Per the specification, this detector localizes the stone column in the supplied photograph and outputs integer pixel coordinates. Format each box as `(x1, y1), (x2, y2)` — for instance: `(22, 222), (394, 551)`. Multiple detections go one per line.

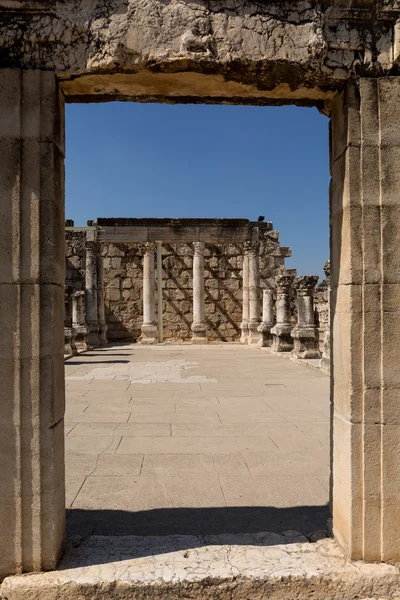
(258, 289), (274, 347)
(270, 274), (294, 352)
(85, 237), (99, 348)
(64, 287), (77, 356)
(291, 275), (321, 359)
(248, 242), (261, 345)
(72, 291), (89, 351)
(0, 70), (65, 576)
(240, 242), (250, 343)
(191, 241), (207, 343)
(141, 242), (157, 344)
(331, 78), (400, 561)
(320, 260), (331, 373)
(97, 256), (108, 346)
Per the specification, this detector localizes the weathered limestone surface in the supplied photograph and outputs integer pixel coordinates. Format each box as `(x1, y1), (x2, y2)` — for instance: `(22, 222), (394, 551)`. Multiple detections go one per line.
(320, 260), (331, 373)
(0, 70), (66, 576)
(3, 534), (400, 600)
(271, 274), (295, 352)
(85, 237), (99, 348)
(97, 256), (108, 346)
(258, 288), (274, 347)
(71, 290), (89, 350)
(0, 1), (399, 108)
(66, 228), (289, 342)
(331, 77), (400, 562)
(291, 275), (321, 360)
(141, 242), (157, 344)
(248, 241), (261, 345)
(191, 242), (207, 344)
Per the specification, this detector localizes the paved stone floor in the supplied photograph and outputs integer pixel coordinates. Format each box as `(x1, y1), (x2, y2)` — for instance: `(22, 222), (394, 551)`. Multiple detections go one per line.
(65, 343), (330, 539)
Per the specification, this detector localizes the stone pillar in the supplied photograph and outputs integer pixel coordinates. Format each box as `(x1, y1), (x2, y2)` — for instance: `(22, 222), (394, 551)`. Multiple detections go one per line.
(258, 289), (274, 347)
(64, 287), (77, 356)
(248, 242), (261, 345)
(270, 274), (294, 352)
(97, 256), (108, 346)
(320, 260), (331, 373)
(331, 78), (400, 561)
(85, 237), (99, 348)
(141, 242), (157, 344)
(191, 242), (207, 344)
(240, 242), (250, 343)
(72, 291), (89, 351)
(291, 275), (321, 359)
(0, 70), (65, 576)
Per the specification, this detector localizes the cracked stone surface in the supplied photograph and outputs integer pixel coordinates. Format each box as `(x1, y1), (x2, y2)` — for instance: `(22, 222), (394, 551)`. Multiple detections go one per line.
(0, 1), (399, 106)
(3, 533), (400, 599)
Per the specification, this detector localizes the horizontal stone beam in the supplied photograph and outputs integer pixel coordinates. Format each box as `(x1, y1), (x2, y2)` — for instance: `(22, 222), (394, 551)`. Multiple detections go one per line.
(97, 225), (256, 244)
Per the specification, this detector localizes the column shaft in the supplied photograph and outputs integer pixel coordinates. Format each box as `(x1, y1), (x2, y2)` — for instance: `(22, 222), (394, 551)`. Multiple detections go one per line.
(331, 78), (400, 561)
(320, 260), (331, 374)
(72, 291), (89, 351)
(240, 244), (250, 343)
(258, 289), (274, 347)
(97, 256), (108, 346)
(248, 243), (261, 345)
(270, 275), (294, 352)
(0, 69), (65, 576)
(141, 243), (157, 344)
(291, 275), (321, 359)
(191, 242), (207, 343)
(85, 237), (99, 348)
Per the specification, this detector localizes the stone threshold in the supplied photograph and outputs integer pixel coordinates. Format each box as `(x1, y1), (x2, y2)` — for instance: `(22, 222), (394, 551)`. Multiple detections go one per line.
(2, 532), (400, 600)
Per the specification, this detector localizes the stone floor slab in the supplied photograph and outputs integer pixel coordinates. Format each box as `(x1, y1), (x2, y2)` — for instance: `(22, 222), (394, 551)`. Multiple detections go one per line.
(65, 343), (330, 539)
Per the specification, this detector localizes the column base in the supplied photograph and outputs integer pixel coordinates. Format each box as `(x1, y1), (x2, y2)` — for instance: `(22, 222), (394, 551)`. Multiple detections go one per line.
(270, 323), (294, 352)
(257, 322), (273, 347)
(248, 322), (261, 345)
(191, 323), (207, 344)
(99, 324), (108, 346)
(74, 325), (90, 351)
(64, 327), (78, 355)
(291, 326), (321, 359)
(87, 323), (99, 349)
(141, 323), (158, 345)
(240, 323), (249, 344)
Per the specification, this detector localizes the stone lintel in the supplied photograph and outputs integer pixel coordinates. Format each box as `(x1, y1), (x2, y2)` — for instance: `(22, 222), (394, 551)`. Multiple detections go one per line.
(96, 219), (273, 244)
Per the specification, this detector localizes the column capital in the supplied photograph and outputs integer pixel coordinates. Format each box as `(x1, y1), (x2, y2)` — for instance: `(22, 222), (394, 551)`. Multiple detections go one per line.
(275, 274), (294, 294)
(293, 275), (319, 296)
(243, 240), (259, 256)
(85, 240), (99, 255)
(144, 242), (156, 254)
(193, 241), (205, 256)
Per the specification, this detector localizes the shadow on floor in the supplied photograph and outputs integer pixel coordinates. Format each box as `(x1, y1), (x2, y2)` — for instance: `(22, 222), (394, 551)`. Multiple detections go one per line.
(67, 504), (330, 541)
(66, 359), (130, 365)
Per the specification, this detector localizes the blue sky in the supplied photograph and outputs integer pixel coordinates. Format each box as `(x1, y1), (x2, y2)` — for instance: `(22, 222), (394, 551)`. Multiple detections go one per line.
(65, 102), (330, 279)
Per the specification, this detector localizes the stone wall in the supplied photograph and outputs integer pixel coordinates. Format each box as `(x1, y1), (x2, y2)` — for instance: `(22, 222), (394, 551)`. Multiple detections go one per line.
(65, 228), (290, 342)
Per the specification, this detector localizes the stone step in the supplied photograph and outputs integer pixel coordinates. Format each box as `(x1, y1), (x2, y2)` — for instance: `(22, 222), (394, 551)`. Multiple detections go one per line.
(2, 532), (400, 600)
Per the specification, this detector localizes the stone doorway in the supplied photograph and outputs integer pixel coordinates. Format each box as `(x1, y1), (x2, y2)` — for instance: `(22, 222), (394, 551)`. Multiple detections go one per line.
(1, 0), (400, 579)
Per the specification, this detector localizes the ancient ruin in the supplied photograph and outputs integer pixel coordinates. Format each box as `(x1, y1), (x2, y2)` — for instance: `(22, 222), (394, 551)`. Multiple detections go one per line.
(1, 0), (400, 595)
